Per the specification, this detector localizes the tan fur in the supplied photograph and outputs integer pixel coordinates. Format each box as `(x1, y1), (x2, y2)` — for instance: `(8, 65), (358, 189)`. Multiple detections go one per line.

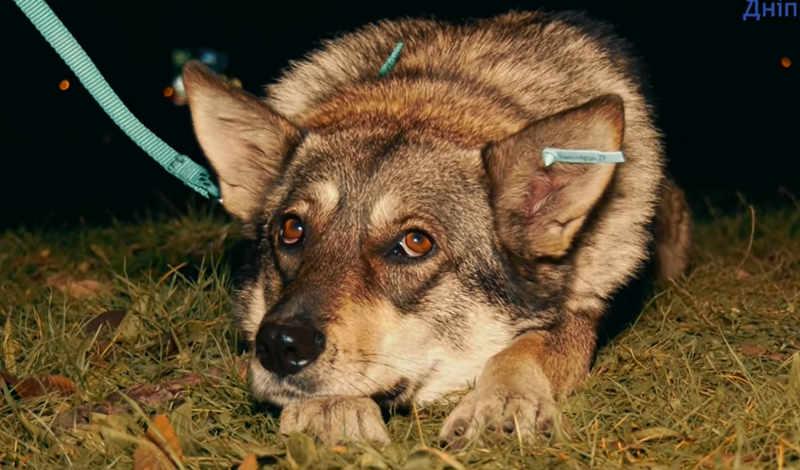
(183, 10), (693, 446)
(280, 397), (389, 445)
(654, 177), (693, 281)
(369, 193), (400, 231)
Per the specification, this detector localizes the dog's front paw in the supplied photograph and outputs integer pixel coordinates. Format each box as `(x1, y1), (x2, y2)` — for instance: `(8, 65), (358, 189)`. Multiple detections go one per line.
(279, 396), (390, 446)
(438, 381), (556, 449)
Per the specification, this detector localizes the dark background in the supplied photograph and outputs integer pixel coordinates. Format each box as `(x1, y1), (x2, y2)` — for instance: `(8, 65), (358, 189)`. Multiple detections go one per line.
(1, 1), (798, 230)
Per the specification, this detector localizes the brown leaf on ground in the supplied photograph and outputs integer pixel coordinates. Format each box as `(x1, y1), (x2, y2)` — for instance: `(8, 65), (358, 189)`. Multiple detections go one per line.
(1, 372), (77, 400)
(54, 402), (132, 429)
(77, 260), (91, 273)
(237, 454), (259, 470)
(9, 249), (59, 269)
(53, 367), (226, 430)
(133, 414), (183, 470)
(734, 269), (752, 280)
(84, 310), (128, 337)
(739, 346), (769, 356)
(113, 368), (226, 408)
(145, 415), (183, 459)
(699, 452), (758, 468)
(0, 371), (19, 388)
(133, 440), (175, 470)
(47, 273), (105, 298)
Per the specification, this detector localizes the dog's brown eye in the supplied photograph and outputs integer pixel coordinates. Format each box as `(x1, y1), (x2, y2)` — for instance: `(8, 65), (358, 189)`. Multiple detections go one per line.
(400, 232), (433, 257)
(281, 216), (304, 245)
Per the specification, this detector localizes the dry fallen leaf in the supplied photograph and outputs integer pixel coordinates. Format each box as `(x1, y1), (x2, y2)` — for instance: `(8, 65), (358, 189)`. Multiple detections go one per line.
(146, 415), (183, 459)
(47, 273), (105, 298)
(78, 260), (91, 273)
(84, 310), (128, 338)
(9, 249), (58, 269)
(133, 440), (175, 470)
(699, 452), (758, 468)
(1, 372), (77, 400)
(734, 269), (752, 280)
(53, 367), (226, 430)
(237, 454), (259, 470)
(739, 346), (769, 356)
(90, 244), (110, 262)
(133, 414), (183, 470)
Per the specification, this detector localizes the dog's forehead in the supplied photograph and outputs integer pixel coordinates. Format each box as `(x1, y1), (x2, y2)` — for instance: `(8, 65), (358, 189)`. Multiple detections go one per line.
(289, 129), (485, 205)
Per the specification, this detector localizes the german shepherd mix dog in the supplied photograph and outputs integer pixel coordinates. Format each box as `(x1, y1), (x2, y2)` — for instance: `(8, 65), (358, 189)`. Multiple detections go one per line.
(182, 10), (692, 447)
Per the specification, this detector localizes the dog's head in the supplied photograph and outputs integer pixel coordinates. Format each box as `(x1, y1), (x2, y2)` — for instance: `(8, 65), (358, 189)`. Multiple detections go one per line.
(182, 62), (624, 407)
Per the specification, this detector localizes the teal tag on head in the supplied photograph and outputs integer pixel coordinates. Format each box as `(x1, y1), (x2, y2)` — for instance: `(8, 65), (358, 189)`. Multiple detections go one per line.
(542, 148), (626, 167)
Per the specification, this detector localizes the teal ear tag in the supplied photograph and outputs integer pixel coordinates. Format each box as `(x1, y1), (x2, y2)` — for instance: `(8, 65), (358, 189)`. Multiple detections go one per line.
(542, 148), (626, 167)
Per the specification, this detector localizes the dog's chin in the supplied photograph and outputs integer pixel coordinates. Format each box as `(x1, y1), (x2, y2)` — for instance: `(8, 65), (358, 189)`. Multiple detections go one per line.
(247, 360), (314, 406)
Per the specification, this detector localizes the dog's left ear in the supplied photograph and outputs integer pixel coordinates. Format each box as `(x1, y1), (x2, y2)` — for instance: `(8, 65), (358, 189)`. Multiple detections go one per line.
(484, 94), (624, 259)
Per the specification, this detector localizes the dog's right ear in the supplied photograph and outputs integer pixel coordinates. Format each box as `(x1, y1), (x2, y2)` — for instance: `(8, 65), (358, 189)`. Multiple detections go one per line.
(183, 61), (303, 221)
(484, 94), (624, 260)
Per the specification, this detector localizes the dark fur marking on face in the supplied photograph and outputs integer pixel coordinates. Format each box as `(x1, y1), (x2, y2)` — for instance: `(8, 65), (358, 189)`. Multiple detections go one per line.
(360, 130), (409, 181)
(388, 268), (446, 315)
(230, 229), (263, 292)
(276, 127), (308, 174)
(370, 378), (410, 408)
(467, 268), (536, 313)
(228, 236), (263, 351)
(265, 228), (294, 290)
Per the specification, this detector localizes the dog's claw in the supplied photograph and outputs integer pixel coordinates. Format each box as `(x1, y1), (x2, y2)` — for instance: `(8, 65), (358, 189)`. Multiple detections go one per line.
(438, 384), (556, 447)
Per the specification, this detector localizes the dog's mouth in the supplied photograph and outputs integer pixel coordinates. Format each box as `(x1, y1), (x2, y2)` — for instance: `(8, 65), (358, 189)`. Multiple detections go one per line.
(369, 378), (412, 408)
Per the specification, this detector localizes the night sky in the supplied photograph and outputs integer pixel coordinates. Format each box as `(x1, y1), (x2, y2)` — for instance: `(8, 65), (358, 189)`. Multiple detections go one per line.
(1, 1), (797, 230)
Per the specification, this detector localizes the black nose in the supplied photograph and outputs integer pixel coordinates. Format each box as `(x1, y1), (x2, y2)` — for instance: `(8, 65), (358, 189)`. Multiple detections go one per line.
(255, 321), (325, 377)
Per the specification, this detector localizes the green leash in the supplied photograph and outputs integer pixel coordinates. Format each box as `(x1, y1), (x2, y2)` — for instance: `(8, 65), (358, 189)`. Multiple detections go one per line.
(12, 0), (221, 200)
(378, 42), (404, 77)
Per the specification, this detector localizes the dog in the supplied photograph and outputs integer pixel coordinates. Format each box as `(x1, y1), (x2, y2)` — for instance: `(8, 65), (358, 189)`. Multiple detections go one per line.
(182, 10), (692, 447)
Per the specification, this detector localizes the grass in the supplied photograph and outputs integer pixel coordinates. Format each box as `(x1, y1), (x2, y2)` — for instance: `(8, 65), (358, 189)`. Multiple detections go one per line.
(1, 197), (799, 469)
